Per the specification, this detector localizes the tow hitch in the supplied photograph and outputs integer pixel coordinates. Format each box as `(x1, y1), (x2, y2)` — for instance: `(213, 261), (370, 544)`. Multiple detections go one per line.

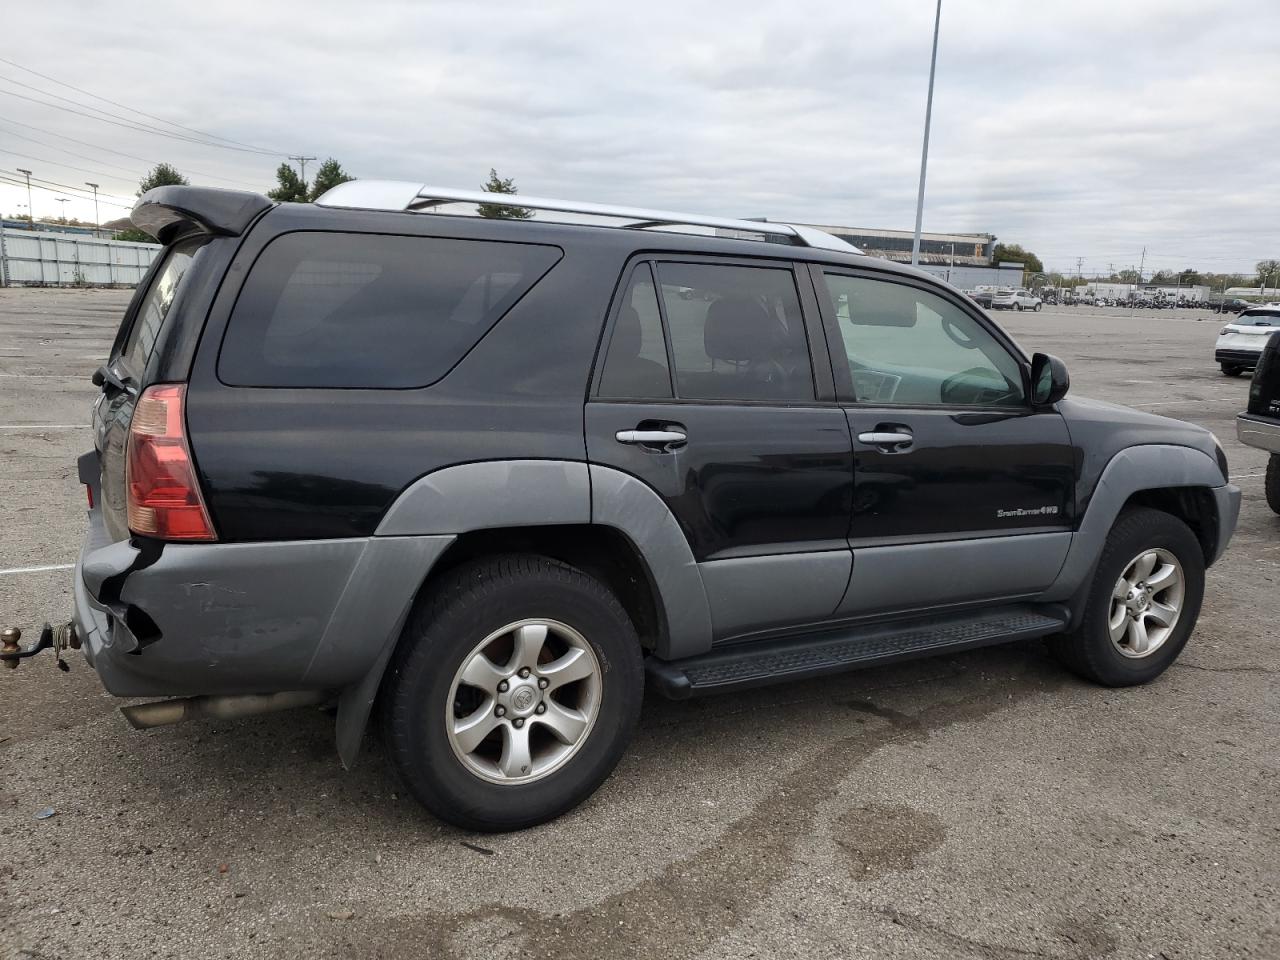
(1, 623), (79, 672)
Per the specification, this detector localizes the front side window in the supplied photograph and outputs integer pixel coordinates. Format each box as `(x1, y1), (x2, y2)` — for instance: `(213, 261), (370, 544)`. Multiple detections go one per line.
(655, 262), (814, 402)
(219, 232), (561, 388)
(824, 273), (1025, 407)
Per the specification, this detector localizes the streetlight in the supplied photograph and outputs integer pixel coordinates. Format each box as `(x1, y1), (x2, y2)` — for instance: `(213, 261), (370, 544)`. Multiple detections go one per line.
(85, 183), (100, 239)
(55, 197), (69, 225)
(910, 0), (943, 267)
(16, 169), (34, 230)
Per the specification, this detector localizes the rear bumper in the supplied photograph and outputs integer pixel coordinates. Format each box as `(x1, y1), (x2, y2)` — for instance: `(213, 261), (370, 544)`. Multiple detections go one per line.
(1237, 414), (1280, 454)
(1216, 348), (1262, 366)
(73, 516), (453, 698)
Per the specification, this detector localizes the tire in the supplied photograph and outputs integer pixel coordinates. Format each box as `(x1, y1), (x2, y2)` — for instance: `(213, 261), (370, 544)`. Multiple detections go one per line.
(380, 554), (644, 832)
(1014, 302), (1023, 311)
(1049, 508), (1204, 686)
(1267, 455), (1280, 515)
(1220, 364), (1242, 377)
(1034, 303), (1043, 312)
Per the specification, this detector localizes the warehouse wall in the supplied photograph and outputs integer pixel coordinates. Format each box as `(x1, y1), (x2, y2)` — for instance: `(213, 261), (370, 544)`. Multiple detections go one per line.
(0, 228), (160, 287)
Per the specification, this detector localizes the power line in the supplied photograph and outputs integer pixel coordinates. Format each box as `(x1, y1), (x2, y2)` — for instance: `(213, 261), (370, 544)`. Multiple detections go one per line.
(0, 54), (288, 156)
(0, 173), (133, 210)
(0, 146), (142, 191)
(0, 117), (261, 189)
(0, 84), (283, 157)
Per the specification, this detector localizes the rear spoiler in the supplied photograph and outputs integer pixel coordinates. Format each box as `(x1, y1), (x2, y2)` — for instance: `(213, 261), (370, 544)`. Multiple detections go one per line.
(131, 186), (273, 244)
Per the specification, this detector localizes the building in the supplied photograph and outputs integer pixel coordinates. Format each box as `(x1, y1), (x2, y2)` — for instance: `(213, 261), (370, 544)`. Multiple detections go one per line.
(780, 223), (997, 267)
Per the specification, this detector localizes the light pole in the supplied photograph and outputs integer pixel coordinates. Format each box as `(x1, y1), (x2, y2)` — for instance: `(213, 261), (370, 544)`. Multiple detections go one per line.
(55, 197), (69, 225)
(16, 169), (34, 229)
(85, 183), (100, 238)
(910, 0), (942, 267)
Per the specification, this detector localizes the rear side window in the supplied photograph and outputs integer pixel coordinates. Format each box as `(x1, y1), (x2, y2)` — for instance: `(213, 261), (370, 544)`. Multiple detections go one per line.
(117, 239), (203, 381)
(598, 264), (673, 399)
(218, 232), (561, 388)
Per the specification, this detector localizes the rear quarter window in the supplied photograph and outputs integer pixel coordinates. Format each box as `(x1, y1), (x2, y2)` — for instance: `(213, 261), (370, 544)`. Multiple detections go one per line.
(116, 238), (204, 381)
(217, 232), (562, 388)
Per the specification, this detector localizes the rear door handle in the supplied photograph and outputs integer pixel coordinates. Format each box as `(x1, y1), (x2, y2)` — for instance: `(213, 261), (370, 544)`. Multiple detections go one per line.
(857, 431), (914, 451)
(615, 429), (687, 449)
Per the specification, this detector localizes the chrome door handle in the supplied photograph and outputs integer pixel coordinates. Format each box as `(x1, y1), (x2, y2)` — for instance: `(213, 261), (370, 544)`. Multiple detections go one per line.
(615, 429), (687, 447)
(857, 431), (913, 448)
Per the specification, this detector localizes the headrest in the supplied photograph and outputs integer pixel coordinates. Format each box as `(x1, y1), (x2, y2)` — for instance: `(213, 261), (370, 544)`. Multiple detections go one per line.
(612, 305), (642, 357)
(703, 296), (780, 362)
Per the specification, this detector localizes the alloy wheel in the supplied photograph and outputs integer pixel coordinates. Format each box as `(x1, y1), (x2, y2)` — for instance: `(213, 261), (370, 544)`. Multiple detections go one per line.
(1108, 548), (1185, 658)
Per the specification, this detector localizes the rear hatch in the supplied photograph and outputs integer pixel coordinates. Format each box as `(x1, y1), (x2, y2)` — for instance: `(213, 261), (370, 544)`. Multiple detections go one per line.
(1248, 334), (1280, 418)
(93, 238), (210, 541)
(1220, 311), (1280, 352)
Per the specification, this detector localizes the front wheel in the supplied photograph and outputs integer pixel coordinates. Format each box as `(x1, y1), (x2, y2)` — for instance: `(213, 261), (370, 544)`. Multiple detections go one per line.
(380, 555), (644, 831)
(1267, 455), (1280, 515)
(1014, 302), (1023, 311)
(1049, 508), (1204, 686)
(1034, 302), (1043, 312)
(1220, 363), (1243, 377)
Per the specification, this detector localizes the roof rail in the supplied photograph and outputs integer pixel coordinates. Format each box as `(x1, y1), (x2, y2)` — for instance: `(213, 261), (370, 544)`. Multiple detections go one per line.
(314, 180), (861, 253)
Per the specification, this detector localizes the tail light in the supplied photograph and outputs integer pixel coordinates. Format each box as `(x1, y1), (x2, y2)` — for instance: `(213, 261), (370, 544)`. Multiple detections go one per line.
(126, 384), (216, 541)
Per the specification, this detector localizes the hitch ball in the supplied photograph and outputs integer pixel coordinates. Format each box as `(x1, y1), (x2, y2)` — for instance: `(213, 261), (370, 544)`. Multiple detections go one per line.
(1, 628), (19, 670)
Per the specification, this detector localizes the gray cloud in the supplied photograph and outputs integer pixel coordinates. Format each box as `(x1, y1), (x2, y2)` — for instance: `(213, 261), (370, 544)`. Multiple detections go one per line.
(2, 0), (1277, 274)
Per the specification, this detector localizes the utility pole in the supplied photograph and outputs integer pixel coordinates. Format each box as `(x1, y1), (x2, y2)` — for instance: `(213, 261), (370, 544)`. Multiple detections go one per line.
(910, 0), (943, 267)
(16, 169), (33, 229)
(288, 155), (316, 187)
(85, 183), (100, 238)
(1137, 246), (1146, 284)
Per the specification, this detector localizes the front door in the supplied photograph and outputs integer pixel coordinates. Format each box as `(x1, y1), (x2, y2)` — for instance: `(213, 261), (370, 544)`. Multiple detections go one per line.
(585, 258), (854, 641)
(813, 267), (1077, 618)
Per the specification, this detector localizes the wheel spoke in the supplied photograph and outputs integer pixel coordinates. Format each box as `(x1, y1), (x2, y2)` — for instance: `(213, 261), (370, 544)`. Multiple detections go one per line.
(1109, 604), (1129, 642)
(1145, 562), (1179, 594)
(536, 700), (589, 745)
(1132, 551), (1158, 582)
(510, 623), (548, 672)
(452, 705), (499, 754)
(498, 722), (533, 778)
(539, 646), (595, 691)
(1146, 600), (1178, 629)
(1127, 616), (1151, 655)
(1112, 577), (1131, 600)
(459, 652), (506, 691)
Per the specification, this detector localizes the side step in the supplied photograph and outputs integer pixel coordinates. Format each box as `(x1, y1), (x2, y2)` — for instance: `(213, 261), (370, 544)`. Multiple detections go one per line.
(646, 604), (1067, 699)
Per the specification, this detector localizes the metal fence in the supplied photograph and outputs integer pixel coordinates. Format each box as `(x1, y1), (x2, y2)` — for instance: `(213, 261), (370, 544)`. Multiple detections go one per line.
(0, 227), (160, 287)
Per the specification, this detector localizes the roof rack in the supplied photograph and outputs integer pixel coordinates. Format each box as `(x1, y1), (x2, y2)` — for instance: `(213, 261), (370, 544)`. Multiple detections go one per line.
(314, 181), (861, 254)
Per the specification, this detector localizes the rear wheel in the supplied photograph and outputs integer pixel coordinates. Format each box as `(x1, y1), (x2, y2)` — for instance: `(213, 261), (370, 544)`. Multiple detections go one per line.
(381, 555), (644, 831)
(1050, 508), (1204, 686)
(1014, 302), (1023, 311)
(1220, 363), (1243, 376)
(1266, 455), (1280, 515)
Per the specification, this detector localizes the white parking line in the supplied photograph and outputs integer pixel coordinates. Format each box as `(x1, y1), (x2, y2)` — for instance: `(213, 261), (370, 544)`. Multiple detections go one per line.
(0, 563), (74, 576)
(1231, 473), (1265, 480)
(0, 424), (84, 430)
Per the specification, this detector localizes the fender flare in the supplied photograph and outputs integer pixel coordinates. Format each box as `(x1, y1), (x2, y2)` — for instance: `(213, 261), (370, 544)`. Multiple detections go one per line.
(1041, 444), (1230, 604)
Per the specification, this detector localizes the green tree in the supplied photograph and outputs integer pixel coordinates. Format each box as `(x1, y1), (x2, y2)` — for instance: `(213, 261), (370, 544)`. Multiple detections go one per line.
(990, 242), (1043, 274)
(1256, 259), (1280, 287)
(1176, 268), (1201, 285)
(137, 162), (188, 196)
(308, 158), (356, 201)
(114, 227), (158, 243)
(267, 162), (309, 202)
(1116, 269), (1140, 283)
(477, 168), (533, 219)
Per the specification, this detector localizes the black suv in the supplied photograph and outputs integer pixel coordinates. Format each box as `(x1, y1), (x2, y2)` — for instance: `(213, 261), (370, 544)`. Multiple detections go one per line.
(1237, 332), (1280, 513)
(11, 183), (1240, 831)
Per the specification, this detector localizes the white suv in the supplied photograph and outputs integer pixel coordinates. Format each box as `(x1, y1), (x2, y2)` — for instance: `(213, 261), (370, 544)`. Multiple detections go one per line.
(991, 288), (1042, 312)
(1216, 306), (1280, 376)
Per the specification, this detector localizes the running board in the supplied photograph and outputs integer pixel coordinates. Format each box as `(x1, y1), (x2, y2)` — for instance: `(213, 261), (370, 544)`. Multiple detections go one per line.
(646, 605), (1067, 699)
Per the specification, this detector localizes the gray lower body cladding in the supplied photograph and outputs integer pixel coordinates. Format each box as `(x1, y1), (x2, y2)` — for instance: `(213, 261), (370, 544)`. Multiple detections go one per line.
(73, 514), (452, 699)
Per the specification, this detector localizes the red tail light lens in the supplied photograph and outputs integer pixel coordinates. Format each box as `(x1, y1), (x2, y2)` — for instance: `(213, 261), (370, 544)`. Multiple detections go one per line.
(126, 384), (216, 541)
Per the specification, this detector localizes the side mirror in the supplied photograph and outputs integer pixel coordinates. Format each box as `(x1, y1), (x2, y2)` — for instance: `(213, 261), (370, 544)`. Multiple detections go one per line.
(1031, 353), (1070, 405)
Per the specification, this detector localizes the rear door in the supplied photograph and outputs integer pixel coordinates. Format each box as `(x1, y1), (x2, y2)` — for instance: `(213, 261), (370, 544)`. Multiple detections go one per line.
(94, 238), (206, 541)
(586, 257), (854, 641)
(813, 267), (1077, 618)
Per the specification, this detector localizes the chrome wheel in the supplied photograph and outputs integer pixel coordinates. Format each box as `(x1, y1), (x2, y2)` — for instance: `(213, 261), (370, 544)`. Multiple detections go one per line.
(445, 619), (602, 785)
(1108, 548), (1185, 658)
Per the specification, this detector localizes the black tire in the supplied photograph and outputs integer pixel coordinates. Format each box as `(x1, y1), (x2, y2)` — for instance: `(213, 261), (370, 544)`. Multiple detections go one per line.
(380, 554), (644, 832)
(1266, 455), (1280, 515)
(1220, 363), (1243, 377)
(1049, 508), (1205, 686)
(1014, 302), (1023, 311)
(1034, 303), (1042, 312)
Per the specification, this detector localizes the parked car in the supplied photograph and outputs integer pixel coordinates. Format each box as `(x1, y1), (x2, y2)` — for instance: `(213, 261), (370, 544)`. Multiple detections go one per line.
(1215, 306), (1280, 376)
(1, 183), (1241, 831)
(991, 288), (1043, 311)
(967, 288), (993, 308)
(1236, 333), (1280, 513)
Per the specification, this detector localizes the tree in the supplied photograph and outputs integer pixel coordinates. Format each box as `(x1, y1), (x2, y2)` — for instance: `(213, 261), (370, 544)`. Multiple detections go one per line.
(1256, 259), (1280, 288)
(1116, 269), (1141, 284)
(307, 158), (355, 201)
(267, 162), (309, 203)
(1176, 268), (1201, 285)
(477, 168), (533, 219)
(990, 242), (1042, 274)
(114, 227), (158, 243)
(137, 162), (188, 196)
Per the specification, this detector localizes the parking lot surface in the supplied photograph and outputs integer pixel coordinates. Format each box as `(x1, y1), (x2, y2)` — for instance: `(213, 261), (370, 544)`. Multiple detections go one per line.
(1, 289), (1276, 960)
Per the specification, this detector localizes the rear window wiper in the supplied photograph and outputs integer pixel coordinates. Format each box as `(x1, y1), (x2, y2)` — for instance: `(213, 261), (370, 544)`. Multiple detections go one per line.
(92, 364), (137, 396)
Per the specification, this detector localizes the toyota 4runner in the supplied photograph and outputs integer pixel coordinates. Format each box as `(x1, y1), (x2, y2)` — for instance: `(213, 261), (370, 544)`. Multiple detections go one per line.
(4, 183), (1241, 831)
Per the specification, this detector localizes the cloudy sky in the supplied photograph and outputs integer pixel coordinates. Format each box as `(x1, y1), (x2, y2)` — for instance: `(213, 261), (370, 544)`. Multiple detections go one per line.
(3, 0), (1278, 275)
